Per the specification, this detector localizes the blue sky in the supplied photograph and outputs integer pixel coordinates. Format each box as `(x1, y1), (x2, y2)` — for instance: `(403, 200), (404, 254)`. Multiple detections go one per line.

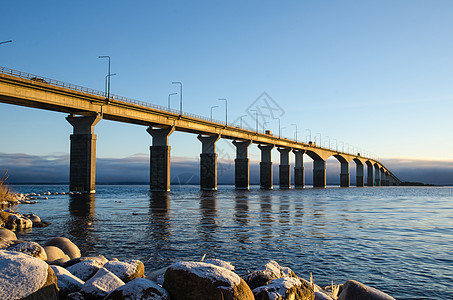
(1, 1), (453, 184)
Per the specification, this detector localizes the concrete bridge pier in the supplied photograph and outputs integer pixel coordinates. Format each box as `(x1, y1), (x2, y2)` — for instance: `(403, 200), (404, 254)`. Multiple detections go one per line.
(356, 162), (364, 187)
(313, 159), (326, 188)
(340, 162), (350, 187)
(198, 134), (220, 190)
(232, 140), (252, 190)
(374, 165), (381, 186)
(278, 147), (291, 189)
(366, 161), (374, 186)
(66, 114), (102, 193)
(258, 144), (274, 189)
(293, 149), (305, 188)
(147, 126), (175, 191)
(382, 171), (388, 186)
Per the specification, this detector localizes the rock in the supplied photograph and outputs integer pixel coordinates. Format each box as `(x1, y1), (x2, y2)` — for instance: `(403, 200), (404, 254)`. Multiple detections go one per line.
(67, 291), (86, 299)
(253, 277), (315, 300)
(6, 214), (33, 231)
(45, 245), (69, 264)
(67, 258), (107, 281)
(23, 213), (41, 223)
(338, 280), (395, 300)
(0, 227), (16, 241)
(80, 267), (125, 299)
(243, 260), (297, 290)
(63, 255), (109, 268)
(163, 261), (254, 300)
(51, 265), (85, 297)
(44, 237), (81, 259)
(105, 277), (171, 300)
(203, 258), (235, 271)
(7, 241), (47, 260)
(148, 267), (168, 285)
(315, 291), (334, 300)
(0, 250), (58, 300)
(104, 259), (145, 283)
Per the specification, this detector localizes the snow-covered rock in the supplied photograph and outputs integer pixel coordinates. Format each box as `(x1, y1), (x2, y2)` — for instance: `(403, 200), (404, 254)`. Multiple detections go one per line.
(243, 260), (297, 290)
(103, 259), (145, 283)
(0, 228), (16, 241)
(203, 258), (235, 271)
(252, 277), (314, 300)
(105, 278), (171, 300)
(338, 280), (395, 300)
(23, 213), (41, 223)
(45, 245), (69, 264)
(44, 237), (81, 259)
(0, 250), (58, 299)
(7, 241), (47, 260)
(148, 267), (168, 286)
(315, 290), (334, 300)
(80, 267), (125, 299)
(51, 265), (85, 297)
(163, 261), (254, 300)
(6, 214), (33, 231)
(66, 258), (107, 281)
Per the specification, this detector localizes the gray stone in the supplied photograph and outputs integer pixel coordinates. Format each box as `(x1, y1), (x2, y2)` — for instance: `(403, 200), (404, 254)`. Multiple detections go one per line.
(243, 260), (297, 290)
(80, 267), (125, 299)
(253, 277), (315, 300)
(51, 265), (85, 297)
(163, 261), (254, 300)
(103, 259), (145, 283)
(7, 241), (47, 260)
(66, 258), (107, 281)
(338, 280), (395, 300)
(105, 278), (171, 300)
(202, 258), (235, 271)
(6, 214), (33, 231)
(44, 237), (81, 259)
(0, 227), (16, 241)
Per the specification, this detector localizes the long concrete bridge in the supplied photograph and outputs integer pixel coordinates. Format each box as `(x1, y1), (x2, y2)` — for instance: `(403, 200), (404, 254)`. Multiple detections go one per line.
(0, 66), (400, 193)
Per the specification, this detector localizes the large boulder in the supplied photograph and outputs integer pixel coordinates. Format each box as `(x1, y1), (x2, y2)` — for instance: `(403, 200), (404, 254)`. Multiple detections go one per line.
(148, 267), (168, 285)
(0, 250), (58, 300)
(0, 228), (16, 241)
(103, 259), (145, 283)
(243, 260), (297, 290)
(44, 237), (81, 259)
(23, 213), (41, 223)
(80, 267), (125, 299)
(67, 258), (107, 281)
(338, 280), (395, 300)
(163, 261), (254, 300)
(51, 265), (85, 297)
(7, 241), (47, 261)
(6, 214), (33, 231)
(45, 245), (70, 264)
(63, 255), (109, 268)
(105, 278), (171, 300)
(202, 258), (235, 271)
(253, 277), (315, 300)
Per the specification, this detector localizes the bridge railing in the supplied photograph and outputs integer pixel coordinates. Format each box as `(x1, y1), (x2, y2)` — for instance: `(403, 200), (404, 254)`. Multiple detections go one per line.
(1, 66), (379, 160)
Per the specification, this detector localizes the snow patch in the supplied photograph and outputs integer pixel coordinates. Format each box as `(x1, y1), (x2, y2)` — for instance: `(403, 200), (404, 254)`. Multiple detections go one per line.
(253, 277), (302, 299)
(170, 261), (241, 287)
(80, 267), (125, 298)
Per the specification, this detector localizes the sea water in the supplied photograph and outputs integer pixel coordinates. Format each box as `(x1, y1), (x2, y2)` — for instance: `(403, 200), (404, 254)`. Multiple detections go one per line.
(11, 185), (453, 299)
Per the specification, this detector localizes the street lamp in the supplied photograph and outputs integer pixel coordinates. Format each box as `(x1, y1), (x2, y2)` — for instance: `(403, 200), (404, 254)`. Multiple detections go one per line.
(316, 133), (322, 147)
(325, 136), (330, 149)
(250, 109), (258, 132)
(218, 98), (228, 126)
(98, 56), (111, 101)
(0, 40), (12, 45)
(168, 92), (177, 109)
(333, 139), (338, 151)
(239, 115), (247, 128)
(210, 105), (219, 121)
(306, 129), (312, 143)
(105, 73), (116, 98)
(280, 127), (286, 139)
(291, 124), (298, 142)
(172, 82), (183, 115)
(263, 121), (269, 133)
(273, 117), (281, 138)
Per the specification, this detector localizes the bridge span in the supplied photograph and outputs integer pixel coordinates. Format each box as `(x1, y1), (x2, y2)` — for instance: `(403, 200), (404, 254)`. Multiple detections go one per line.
(0, 66), (400, 193)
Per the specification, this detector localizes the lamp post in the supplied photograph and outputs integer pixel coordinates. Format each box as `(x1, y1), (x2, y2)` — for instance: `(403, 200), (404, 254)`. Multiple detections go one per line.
(168, 92), (177, 109)
(250, 109), (258, 132)
(306, 129), (312, 143)
(340, 141), (344, 152)
(105, 73), (116, 98)
(218, 98), (228, 126)
(280, 127), (286, 139)
(263, 121), (269, 133)
(172, 82), (183, 115)
(239, 115), (247, 128)
(273, 117), (281, 138)
(316, 133), (322, 147)
(98, 56), (111, 101)
(333, 139), (338, 151)
(210, 105), (219, 121)
(325, 136), (330, 149)
(0, 40), (12, 45)
(291, 124), (298, 142)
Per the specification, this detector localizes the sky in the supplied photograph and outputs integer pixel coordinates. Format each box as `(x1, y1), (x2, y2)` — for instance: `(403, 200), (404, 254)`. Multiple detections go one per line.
(1, 1), (452, 185)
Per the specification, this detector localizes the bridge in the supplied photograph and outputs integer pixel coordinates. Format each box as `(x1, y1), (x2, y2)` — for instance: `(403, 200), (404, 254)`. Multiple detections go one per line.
(0, 66), (400, 193)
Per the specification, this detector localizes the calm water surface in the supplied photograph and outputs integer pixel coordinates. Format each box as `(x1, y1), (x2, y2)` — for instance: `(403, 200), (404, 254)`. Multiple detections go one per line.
(11, 185), (453, 299)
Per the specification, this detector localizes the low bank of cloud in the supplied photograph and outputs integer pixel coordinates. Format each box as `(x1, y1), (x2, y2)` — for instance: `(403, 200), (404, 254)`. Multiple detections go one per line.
(0, 152), (451, 186)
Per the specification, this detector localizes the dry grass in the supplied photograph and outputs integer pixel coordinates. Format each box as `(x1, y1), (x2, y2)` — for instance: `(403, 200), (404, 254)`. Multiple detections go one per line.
(0, 170), (15, 202)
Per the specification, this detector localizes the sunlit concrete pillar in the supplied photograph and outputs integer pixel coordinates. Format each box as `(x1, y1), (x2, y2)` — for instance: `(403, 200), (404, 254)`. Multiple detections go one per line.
(66, 114), (102, 193)
(147, 126), (175, 191)
(233, 140), (252, 190)
(366, 162), (374, 186)
(293, 149), (305, 189)
(278, 147), (291, 189)
(374, 165), (381, 186)
(340, 162), (350, 187)
(258, 144), (274, 189)
(198, 134), (220, 190)
(313, 159), (326, 188)
(356, 162), (364, 187)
